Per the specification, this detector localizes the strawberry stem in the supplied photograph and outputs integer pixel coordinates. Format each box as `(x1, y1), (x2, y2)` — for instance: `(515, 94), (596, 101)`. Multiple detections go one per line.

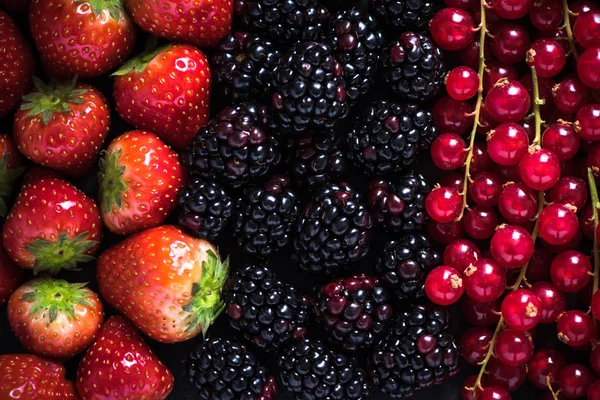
(25, 231), (97, 275)
(98, 148), (128, 214)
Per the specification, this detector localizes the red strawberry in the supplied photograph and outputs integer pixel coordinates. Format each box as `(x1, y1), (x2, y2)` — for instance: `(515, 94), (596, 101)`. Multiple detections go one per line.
(113, 44), (211, 149)
(0, 10), (34, 119)
(0, 133), (25, 217)
(127, 0), (231, 48)
(29, 0), (136, 78)
(76, 315), (174, 400)
(2, 176), (102, 274)
(0, 354), (78, 399)
(14, 78), (110, 176)
(97, 225), (229, 342)
(8, 277), (103, 358)
(0, 243), (23, 305)
(98, 130), (185, 235)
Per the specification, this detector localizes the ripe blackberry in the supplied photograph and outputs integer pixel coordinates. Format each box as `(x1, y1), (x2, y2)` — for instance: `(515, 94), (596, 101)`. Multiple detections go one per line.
(323, 10), (385, 103)
(382, 32), (446, 103)
(226, 264), (310, 352)
(375, 234), (441, 301)
(369, 0), (439, 31)
(186, 337), (278, 400)
(368, 172), (431, 232)
(278, 338), (370, 400)
(292, 182), (373, 275)
(177, 178), (234, 241)
(369, 305), (460, 398)
(345, 100), (438, 176)
(212, 32), (281, 103)
(313, 275), (394, 352)
(271, 41), (349, 134)
(181, 103), (281, 188)
(284, 131), (346, 191)
(233, 175), (299, 259)
(234, 0), (329, 45)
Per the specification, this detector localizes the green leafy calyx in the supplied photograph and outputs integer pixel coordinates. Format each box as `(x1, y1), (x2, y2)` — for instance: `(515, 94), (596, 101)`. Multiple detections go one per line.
(0, 154), (25, 218)
(75, 0), (124, 21)
(112, 43), (173, 76)
(25, 231), (98, 275)
(97, 149), (127, 214)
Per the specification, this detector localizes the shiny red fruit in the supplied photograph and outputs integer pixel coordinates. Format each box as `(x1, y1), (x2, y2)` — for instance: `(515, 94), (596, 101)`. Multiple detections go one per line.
(424, 265), (464, 306)
(501, 289), (542, 331)
(463, 258), (506, 302)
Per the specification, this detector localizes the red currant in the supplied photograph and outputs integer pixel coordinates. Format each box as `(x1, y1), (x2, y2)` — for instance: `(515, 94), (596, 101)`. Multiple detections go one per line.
(428, 220), (465, 244)
(477, 104), (499, 134)
(468, 172), (502, 207)
(542, 123), (581, 161)
(487, 123), (529, 166)
(483, 61), (519, 93)
(463, 206), (498, 240)
(430, 8), (475, 51)
(463, 258), (506, 302)
(592, 290), (600, 321)
(588, 144), (600, 174)
(498, 182), (538, 224)
(553, 78), (590, 114)
(445, 0), (477, 8)
(581, 204), (595, 239)
(575, 103), (600, 141)
(491, 23), (531, 64)
(491, 0), (533, 19)
(578, 47), (600, 89)
(468, 142), (495, 175)
(530, 0), (563, 32)
(549, 176), (588, 210)
(487, 357), (527, 391)
(459, 37), (493, 70)
(519, 148), (561, 191)
(433, 97), (475, 136)
(558, 364), (592, 399)
(478, 386), (510, 400)
(520, 74), (555, 116)
(460, 326), (493, 365)
(461, 375), (484, 400)
(574, 10), (600, 49)
(528, 349), (567, 390)
(490, 225), (534, 269)
(536, 27), (570, 54)
(495, 329), (534, 367)
(557, 310), (594, 347)
(550, 250), (592, 292)
(591, 345), (600, 375)
(424, 265), (464, 306)
(570, 0), (599, 25)
(431, 133), (468, 170)
(443, 239), (481, 271)
(526, 247), (552, 282)
(588, 380), (600, 400)
(462, 297), (501, 326)
(538, 203), (579, 245)
(440, 172), (464, 193)
(531, 282), (566, 324)
(526, 39), (566, 78)
(446, 66), (479, 101)
(425, 186), (462, 223)
(497, 164), (522, 183)
(501, 289), (542, 331)
(485, 79), (531, 123)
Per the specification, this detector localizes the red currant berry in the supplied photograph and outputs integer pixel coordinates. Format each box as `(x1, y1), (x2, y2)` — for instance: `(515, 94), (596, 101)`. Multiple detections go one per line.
(430, 8), (475, 51)
(483, 61), (519, 93)
(530, 0), (563, 32)
(462, 297), (501, 326)
(491, 0), (533, 19)
(440, 173), (464, 193)
(553, 78), (590, 114)
(485, 79), (531, 123)
(491, 23), (531, 64)
(433, 97), (475, 136)
(574, 11), (600, 49)
(495, 329), (534, 367)
(536, 27), (570, 54)
(541, 228), (583, 254)
(425, 186), (462, 223)
(528, 349), (567, 390)
(519, 148), (561, 191)
(581, 204), (595, 239)
(592, 290), (600, 321)
(479, 386), (510, 400)
(542, 123), (581, 161)
(575, 103), (600, 141)
(550, 250), (592, 292)
(591, 345), (600, 375)
(588, 144), (600, 174)
(558, 364), (592, 399)
(531, 282), (566, 324)
(588, 380), (600, 400)
(538, 203), (579, 245)
(463, 206), (498, 240)
(431, 133), (468, 170)
(468, 172), (502, 207)
(490, 225), (534, 269)
(424, 265), (464, 306)
(526, 39), (566, 78)
(549, 176), (588, 210)
(446, 66), (479, 101)
(557, 310), (594, 347)
(443, 239), (481, 271)
(487, 123), (529, 166)
(520, 74), (556, 116)
(570, 0), (599, 25)
(526, 247), (552, 282)
(501, 289), (542, 331)
(459, 37), (493, 70)
(497, 164), (522, 183)
(445, 0), (477, 8)
(463, 258), (506, 302)
(460, 326), (493, 365)
(578, 47), (600, 89)
(487, 357), (527, 391)
(461, 375), (483, 400)
(477, 104), (499, 134)
(428, 220), (465, 244)
(468, 142), (494, 175)
(498, 182), (538, 224)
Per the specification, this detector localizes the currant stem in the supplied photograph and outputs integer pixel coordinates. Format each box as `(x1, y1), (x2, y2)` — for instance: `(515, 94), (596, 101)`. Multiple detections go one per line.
(588, 167), (600, 329)
(530, 66), (544, 147)
(561, 0), (580, 60)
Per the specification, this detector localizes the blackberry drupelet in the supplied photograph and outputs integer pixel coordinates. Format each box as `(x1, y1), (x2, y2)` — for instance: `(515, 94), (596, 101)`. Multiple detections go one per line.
(368, 0), (439, 31)
(181, 103), (281, 188)
(226, 264), (310, 352)
(369, 305), (460, 398)
(368, 172), (431, 232)
(323, 9), (385, 103)
(292, 182), (373, 275)
(284, 131), (346, 191)
(234, 0), (329, 45)
(278, 338), (370, 400)
(313, 275), (394, 352)
(271, 41), (349, 134)
(375, 234), (441, 301)
(345, 100), (438, 176)
(186, 337), (278, 400)
(212, 32), (281, 102)
(177, 178), (234, 241)
(382, 32), (446, 103)
(233, 175), (299, 259)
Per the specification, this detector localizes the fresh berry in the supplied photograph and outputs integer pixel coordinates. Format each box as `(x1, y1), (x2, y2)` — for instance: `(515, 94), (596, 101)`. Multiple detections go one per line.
(542, 123), (581, 161)
(490, 225), (534, 269)
(519, 148), (561, 191)
(574, 10), (600, 48)
(463, 258), (506, 302)
(425, 186), (461, 223)
(486, 123), (530, 167)
(369, 0), (439, 31)
(558, 364), (592, 399)
(491, 0), (532, 19)
(553, 77), (589, 114)
(575, 103), (600, 141)
(531, 281), (566, 324)
(446, 66), (478, 101)
(578, 47), (600, 89)
(0, 134), (24, 218)
(425, 265), (463, 306)
(443, 239), (480, 271)
(498, 182), (538, 224)
(550, 250), (592, 292)
(429, 7), (474, 51)
(526, 39), (566, 78)
(485, 79), (531, 123)
(495, 329), (534, 367)
(537, 203), (579, 245)
(501, 289), (542, 331)
(557, 310), (594, 347)
(491, 23), (531, 64)
(527, 349), (567, 390)
(460, 326), (493, 365)
(430, 133), (467, 171)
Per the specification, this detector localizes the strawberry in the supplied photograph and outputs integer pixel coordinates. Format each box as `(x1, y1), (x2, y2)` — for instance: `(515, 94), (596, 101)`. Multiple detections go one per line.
(8, 277), (103, 358)
(97, 225), (229, 342)
(14, 78), (110, 176)
(98, 130), (185, 235)
(0, 243), (23, 305)
(0, 354), (78, 399)
(113, 44), (211, 149)
(0, 133), (25, 217)
(127, 0), (231, 48)
(76, 315), (174, 400)
(29, 0), (136, 78)
(2, 176), (102, 274)
(0, 10), (34, 119)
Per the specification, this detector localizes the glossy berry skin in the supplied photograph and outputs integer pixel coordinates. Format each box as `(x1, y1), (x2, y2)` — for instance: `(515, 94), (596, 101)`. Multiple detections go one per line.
(443, 239), (480, 271)
(462, 297), (501, 327)
(527, 39), (566, 78)
(487, 123), (529, 166)
(593, 290), (600, 322)
(491, 24), (530, 64)
(549, 176), (587, 211)
(550, 250), (592, 293)
(433, 97), (474, 135)
(501, 289), (542, 331)
(519, 149), (561, 191)
(557, 310), (594, 347)
(542, 124), (581, 161)
(463, 206), (498, 240)
(589, 380), (600, 400)
(468, 172), (502, 207)
(490, 225), (534, 269)
(429, 8), (474, 51)
(440, 173), (464, 193)
(485, 79), (531, 123)
(537, 203), (579, 246)
(428, 220), (465, 245)
(531, 282), (566, 324)
(424, 265), (463, 306)
(446, 66), (478, 100)
(431, 133), (467, 170)
(460, 37), (492, 70)
(530, 0), (563, 32)
(553, 78), (589, 114)
(558, 364), (592, 399)
(425, 187), (461, 223)
(495, 329), (534, 367)
(575, 103), (600, 141)
(574, 11), (600, 49)
(483, 61), (519, 93)
(498, 183), (537, 224)
(460, 326), (492, 365)
(578, 47), (600, 89)
(487, 358), (527, 391)
(463, 258), (506, 302)
(527, 349), (567, 390)
(491, 0), (532, 19)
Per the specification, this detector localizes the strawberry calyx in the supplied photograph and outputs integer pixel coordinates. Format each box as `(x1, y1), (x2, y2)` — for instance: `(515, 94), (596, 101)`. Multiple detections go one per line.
(0, 155), (25, 217)
(77, 0), (125, 21)
(97, 148), (127, 214)
(20, 77), (88, 126)
(112, 43), (173, 76)
(25, 232), (98, 275)
(19, 277), (95, 323)
(182, 250), (229, 336)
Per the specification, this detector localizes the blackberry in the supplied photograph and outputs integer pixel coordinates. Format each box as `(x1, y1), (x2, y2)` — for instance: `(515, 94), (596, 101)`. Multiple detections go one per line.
(271, 41), (349, 134)
(177, 178), (234, 240)
(367, 172), (431, 232)
(369, 0), (439, 31)
(284, 131), (346, 191)
(278, 338), (370, 400)
(375, 234), (441, 302)
(233, 175), (299, 259)
(181, 103), (281, 188)
(212, 32), (281, 103)
(369, 305), (460, 398)
(382, 32), (446, 103)
(234, 0), (329, 45)
(292, 182), (373, 275)
(313, 275), (394, 352)
(225, 264), (310, 352)
(345, 100), (438, 176)
(186, 337), (278, 400)
(323, 10), (385, 103)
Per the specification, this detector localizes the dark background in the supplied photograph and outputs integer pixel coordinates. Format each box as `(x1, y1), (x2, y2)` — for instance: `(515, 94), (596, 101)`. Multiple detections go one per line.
(0, 1), (592, 399)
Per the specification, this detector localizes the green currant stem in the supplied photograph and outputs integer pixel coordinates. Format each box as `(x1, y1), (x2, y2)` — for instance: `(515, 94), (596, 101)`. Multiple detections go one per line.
(588, 167), (600, 329)
(530, 66), (544, 147)
(547, 376), (560, 400)
(561, 0), (580, 60)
